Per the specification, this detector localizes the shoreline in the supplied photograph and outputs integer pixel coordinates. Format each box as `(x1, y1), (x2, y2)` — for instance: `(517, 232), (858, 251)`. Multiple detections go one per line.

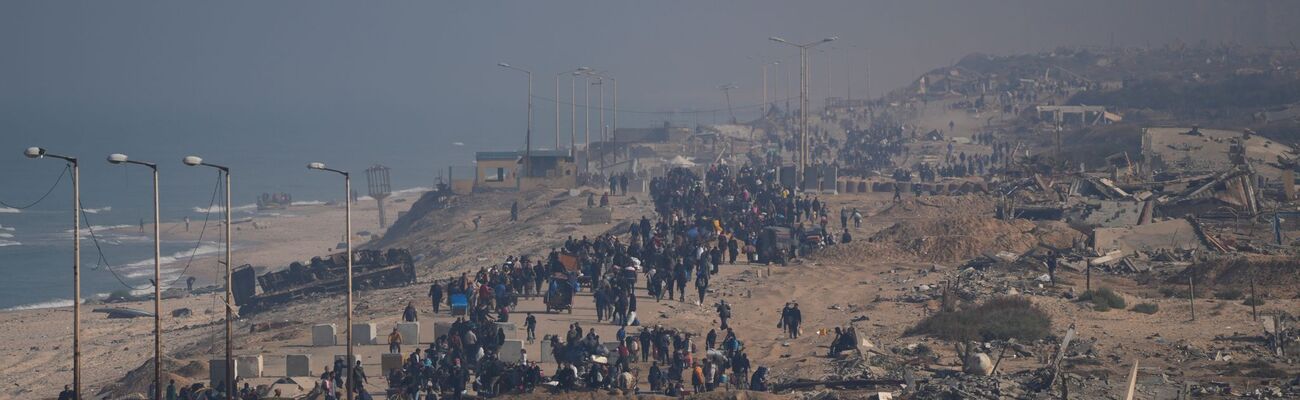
(0, 190), (425, 313)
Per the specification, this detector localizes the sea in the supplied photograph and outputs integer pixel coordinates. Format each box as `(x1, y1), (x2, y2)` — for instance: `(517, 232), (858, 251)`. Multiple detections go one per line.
(0, 139), (461, 311)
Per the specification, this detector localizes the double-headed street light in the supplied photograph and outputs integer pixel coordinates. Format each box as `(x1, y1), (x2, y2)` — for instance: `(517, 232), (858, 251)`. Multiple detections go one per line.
(306, 162), (354, 400)
(24, 147), (82, 400)
(107, 153), (162, 400)
(181, 155), (234, 400)
(770, 35), (837, 188)
(557, 67), (590, 152)
(498, 62), (533, 184)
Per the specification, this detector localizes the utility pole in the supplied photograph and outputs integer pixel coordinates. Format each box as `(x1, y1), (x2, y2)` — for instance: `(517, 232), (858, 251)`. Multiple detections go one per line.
(720, 84), (738, 123)
(497, 63), (532, 181)
(24, 148), (82, 399)
(770, 36), (836, 189)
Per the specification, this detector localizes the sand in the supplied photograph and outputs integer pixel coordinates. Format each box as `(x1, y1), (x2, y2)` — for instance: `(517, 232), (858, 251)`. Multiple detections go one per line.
(4, 186), (1295, 399)
(0, 191), (419, 399)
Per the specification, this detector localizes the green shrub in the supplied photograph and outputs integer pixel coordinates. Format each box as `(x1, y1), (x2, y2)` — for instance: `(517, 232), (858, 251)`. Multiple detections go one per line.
(1079, 288), (1126, 311)
(1243, 297), (1265, 306)
(907, 296), (1052, 342)
(1214, 289), (1243, 300)
(1131, 303), (1159, 314)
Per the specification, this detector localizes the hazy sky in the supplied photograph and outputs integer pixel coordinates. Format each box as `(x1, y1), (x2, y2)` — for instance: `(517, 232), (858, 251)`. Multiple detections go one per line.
(2, 0), (1297, 188)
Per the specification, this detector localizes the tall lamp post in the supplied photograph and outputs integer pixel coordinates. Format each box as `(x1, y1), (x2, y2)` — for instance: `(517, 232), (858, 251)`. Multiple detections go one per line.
(307, 162), (352, 400)
(770, 35), (836, 188)
(182, 155), (234, 400)
(498, 62), (533, 184)
(587, 71), (620, 166)
(24, 147), (81, 399)
(107, 153), (162, 400)
(556, 67), (590, 151)
(761, 61), (779, 113)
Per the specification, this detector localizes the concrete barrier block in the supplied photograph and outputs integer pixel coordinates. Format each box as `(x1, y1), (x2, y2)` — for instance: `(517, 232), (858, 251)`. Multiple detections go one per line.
(286, 355), (312, 377)
(540, 338), (555, 363)
(312, 324), (337, 346)
(837, 180), (847, 193)
(397, 322), (420, 345)
(380, 353), (404, 374)
(352, 323), (377, 345)
(433, 321), (453, 340)
(499, 339), (524, 363)
(209, 359), (238, 387)
(236, 355), (263, 378)
(602, 341), (621, 354)
(494, 322), (517, 339)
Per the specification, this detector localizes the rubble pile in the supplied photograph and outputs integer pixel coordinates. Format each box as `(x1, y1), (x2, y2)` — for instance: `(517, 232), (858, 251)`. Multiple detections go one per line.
(868, 216), (1083, 263)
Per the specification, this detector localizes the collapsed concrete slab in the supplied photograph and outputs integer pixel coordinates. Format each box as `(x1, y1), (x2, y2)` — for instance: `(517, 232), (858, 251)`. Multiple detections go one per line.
(1093, 219), (1206, 254)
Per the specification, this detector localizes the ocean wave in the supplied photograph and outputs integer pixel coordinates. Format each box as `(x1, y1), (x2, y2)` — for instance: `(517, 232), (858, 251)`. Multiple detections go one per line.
(290, 200), (326, 206)
(3, 298), (73, 311)
(63, 224), (134, 236)
(121, 243), (223, 279)
(394, 187), (431, 196)
(83, 206), (112, 214)
(0, 224), (14, 232)
(0, 233), (14, 238)
(193, 204), (257, 214)
(0, 207), (19, 214)
(0, 240), (20, 247)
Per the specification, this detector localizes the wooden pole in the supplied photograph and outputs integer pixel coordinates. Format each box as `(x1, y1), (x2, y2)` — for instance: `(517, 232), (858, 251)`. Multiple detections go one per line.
(1123, 359), (1140, 400)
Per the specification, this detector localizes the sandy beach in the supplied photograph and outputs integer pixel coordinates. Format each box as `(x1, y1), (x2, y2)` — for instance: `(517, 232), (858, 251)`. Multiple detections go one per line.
(0, 191), (422, 399)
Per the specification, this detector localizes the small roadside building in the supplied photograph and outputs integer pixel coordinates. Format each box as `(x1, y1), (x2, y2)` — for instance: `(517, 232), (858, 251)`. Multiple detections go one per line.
(474, 149), (576, 192)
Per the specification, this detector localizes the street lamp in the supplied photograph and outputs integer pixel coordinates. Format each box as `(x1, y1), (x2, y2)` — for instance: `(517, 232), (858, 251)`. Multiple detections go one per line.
(181, 155), (234, 400)
(106, 153), (162, 400)
(557, 67), (590, 151)
(498, 62), (533, 184)
(761, 61), (779, 112)
(770, 35), (837, 189)
(25, 147), (81, 400)
(306, 162), (353, 400)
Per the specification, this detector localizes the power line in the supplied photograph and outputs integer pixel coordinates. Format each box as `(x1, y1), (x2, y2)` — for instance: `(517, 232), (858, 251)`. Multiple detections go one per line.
(164, 170), (222, 289)
(0, 164), (68, 210)
(80, 200), (150, 292)
(533, 93), (800, 115)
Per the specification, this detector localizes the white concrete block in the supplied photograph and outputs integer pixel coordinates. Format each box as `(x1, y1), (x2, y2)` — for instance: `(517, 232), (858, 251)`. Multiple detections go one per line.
(352, 323), (377, 345)
(311, 324), (337, 346)
(397, 322), (420, 345)
(433, 321), (453, 340)
(494, 322), (517, 339)
(540, 338), (555, 363)
(500, 339), (524, 363)
(236, 355), (263, 378)
(209, 359), (238, 387)
(381, 353), (404, 374)
(286, 354), (312, 377)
